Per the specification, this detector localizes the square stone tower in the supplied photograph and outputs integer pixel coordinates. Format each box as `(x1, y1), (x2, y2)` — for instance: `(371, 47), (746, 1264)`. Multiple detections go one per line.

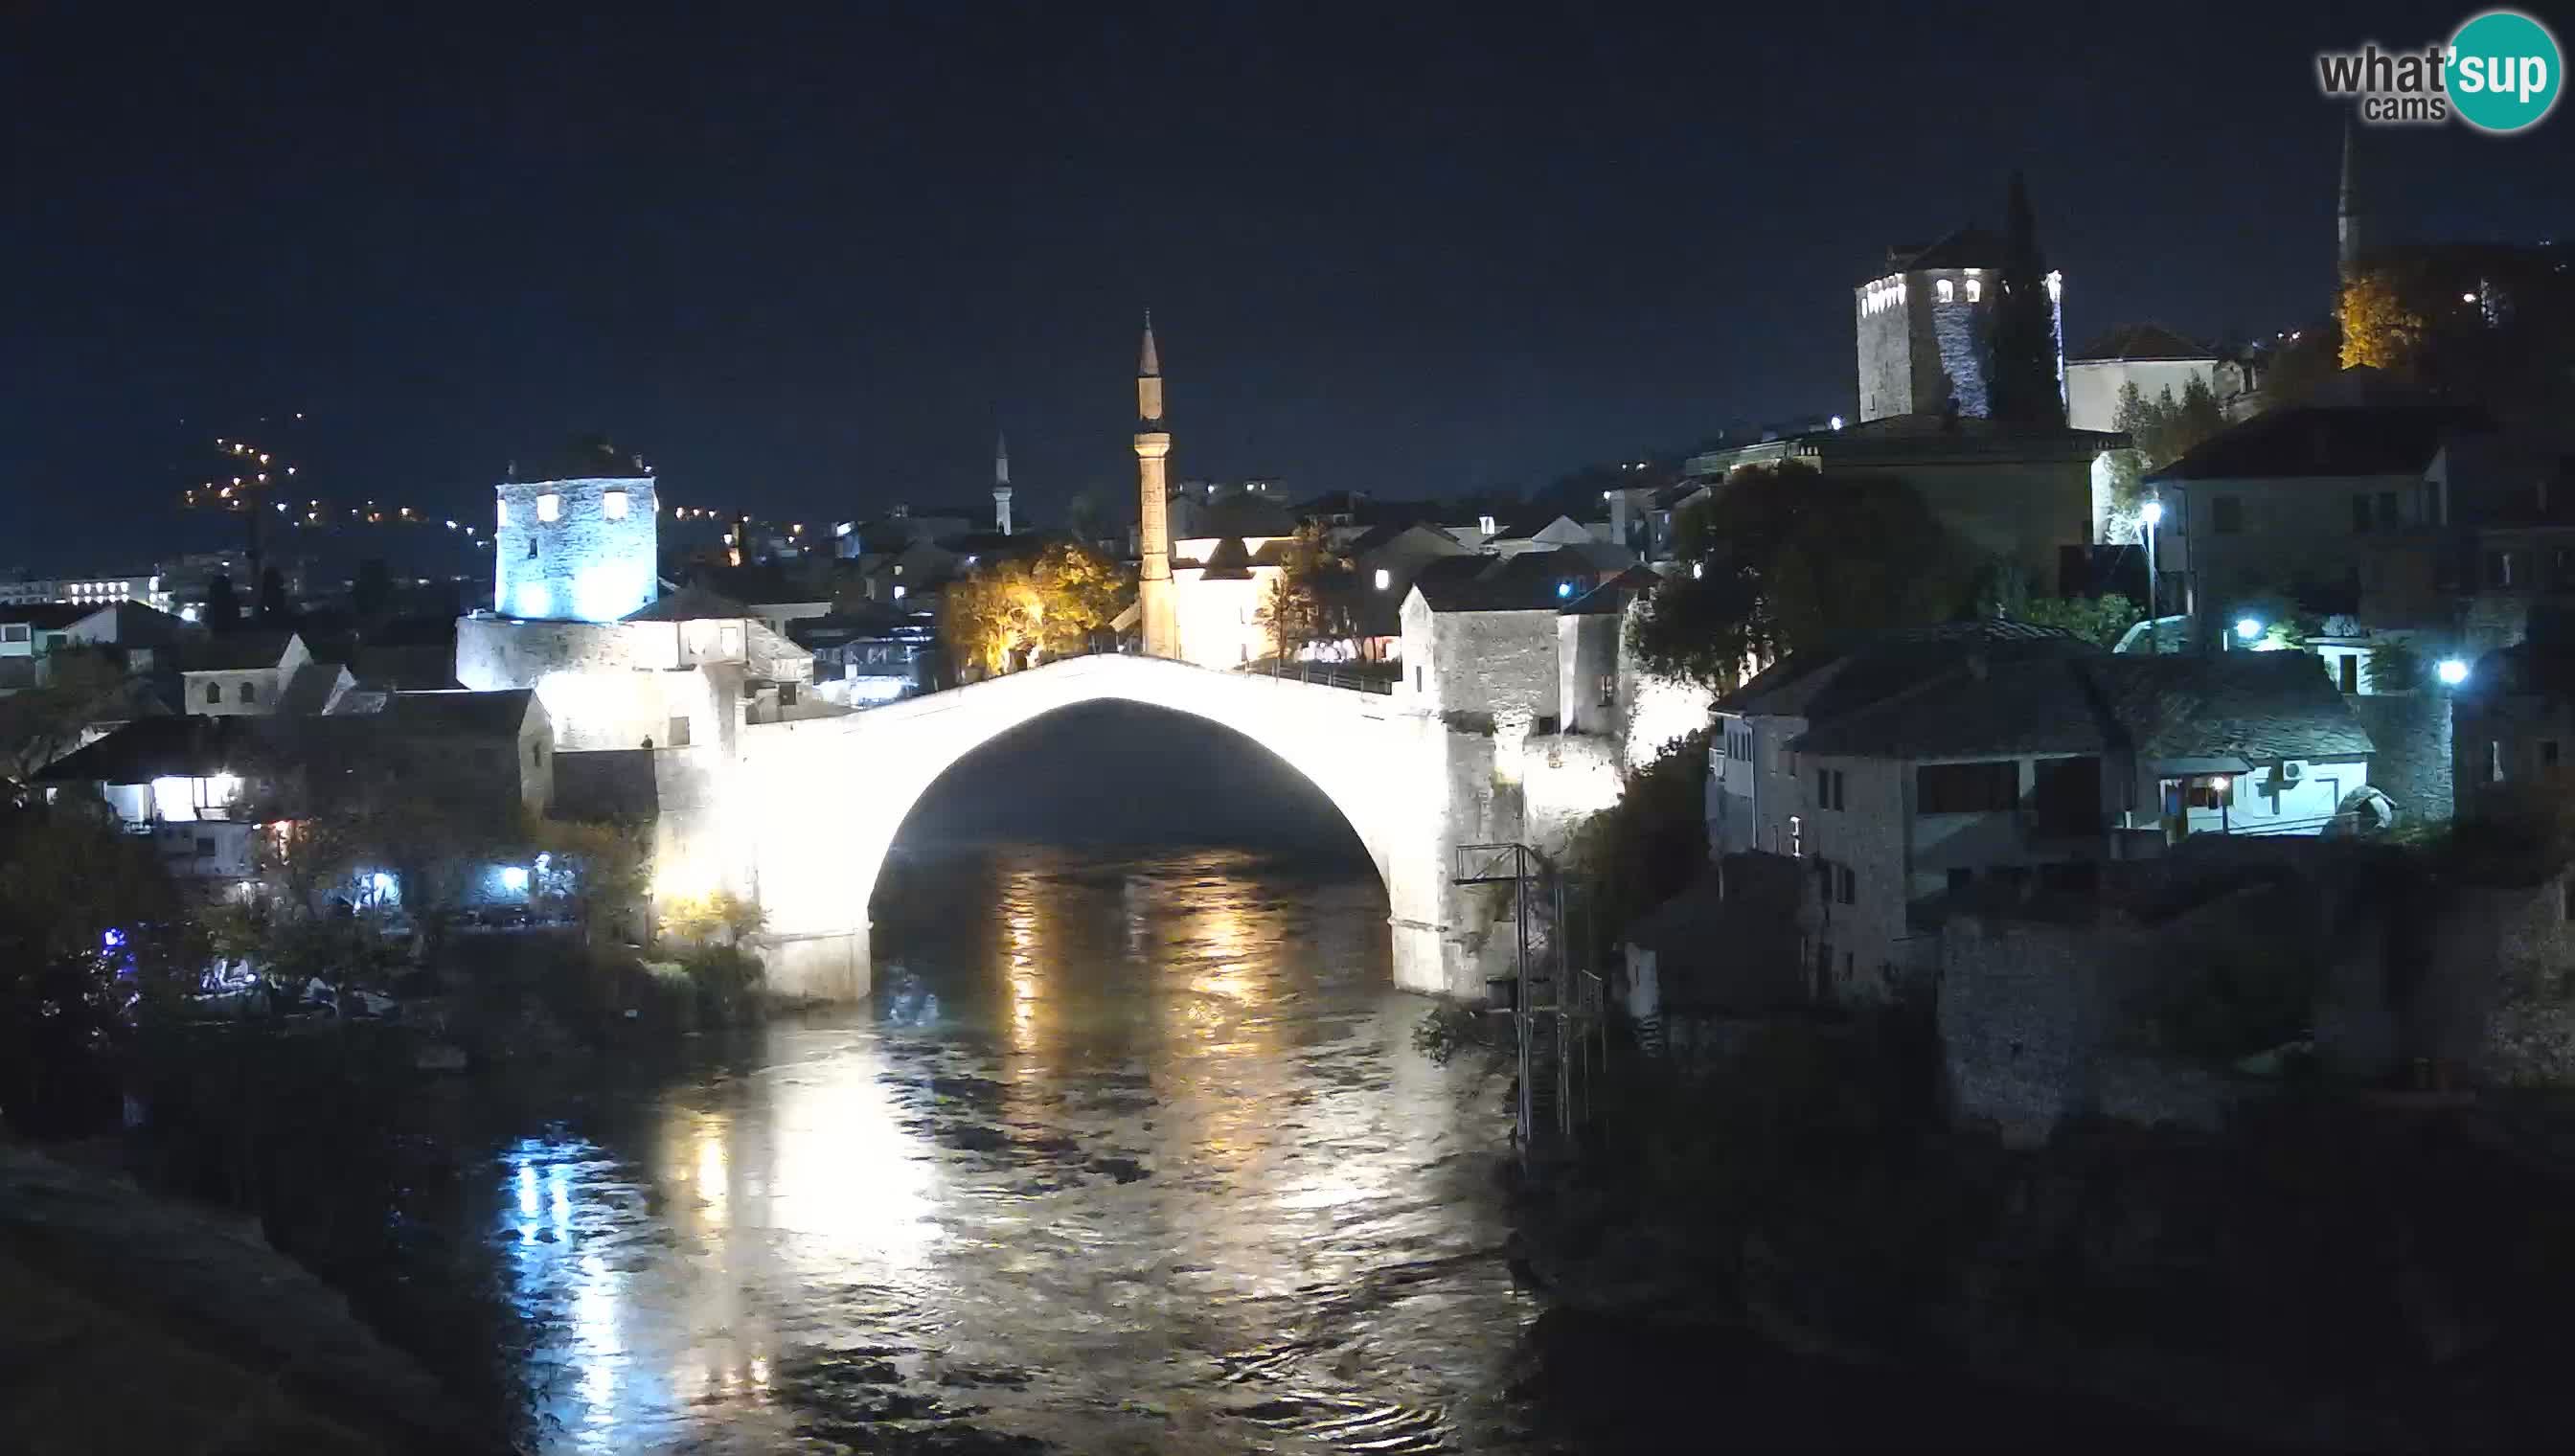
(493, 457), (660, 623)
(1855, 229), (2062, 422)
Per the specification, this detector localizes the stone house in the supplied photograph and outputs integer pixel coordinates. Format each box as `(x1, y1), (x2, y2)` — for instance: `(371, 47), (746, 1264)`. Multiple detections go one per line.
(1715, 626), (2375, 1005)
(2453, 636), (2575, 795)
(1399, 550), (1608, 735)
(177, 630), (354, 717)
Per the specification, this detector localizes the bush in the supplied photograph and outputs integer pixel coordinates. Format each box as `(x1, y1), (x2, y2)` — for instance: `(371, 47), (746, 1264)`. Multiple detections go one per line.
(680, 944), (764, 1026)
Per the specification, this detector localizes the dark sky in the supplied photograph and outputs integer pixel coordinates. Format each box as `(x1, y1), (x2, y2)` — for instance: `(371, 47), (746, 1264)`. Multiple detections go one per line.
(8, 1), (2571, 571)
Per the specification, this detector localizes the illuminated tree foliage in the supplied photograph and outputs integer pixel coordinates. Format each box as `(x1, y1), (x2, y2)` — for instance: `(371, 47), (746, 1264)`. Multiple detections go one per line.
(1257, 522), (1358, 662)
(2337, 268), (2427, 374)
(1629, 463), (1977, 691)
(941, 541), (1131, 677)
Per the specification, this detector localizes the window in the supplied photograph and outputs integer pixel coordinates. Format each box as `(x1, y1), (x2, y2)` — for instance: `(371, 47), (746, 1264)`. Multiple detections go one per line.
(2339, 654), (2359, 694)
(1478, 514), (1496, 535)
(779, 682), (799, 708)
(195, 836), (216, 857)
(1597, 673), (1616, 707)
(1374, 567), (1391, 590)
(2211, 495), (2244, 535)
(205, 681), (222, 705)
(2352, 494), (2374, 534)
(1917, 761), (2018, 814)
(525, 535), (538, 559)
(667, 716), (692, 749)
(1815, 767), (1846, 809)
(1835, 862), (1856, 905)
(239, 680), (257, 705)
(604, 489), (629, 520)
(2377, 491), (2400, 529)
(2162, 774), (2235, 811)
(2030, 755), (2101, 835)
(1414, 667), (1424, 693)
(1788, 814), (1803, 858)
(536, 492), (562, 522)
(1936, 278), (1955, 303)
(2487, 550), (2518, 588)
(1, 624), (26, 644)
(1966, 278), (1983, 302)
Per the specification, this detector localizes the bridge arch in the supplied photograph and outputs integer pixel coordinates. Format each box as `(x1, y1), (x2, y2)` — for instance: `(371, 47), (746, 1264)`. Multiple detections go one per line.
(728, 655), (1456, 1002)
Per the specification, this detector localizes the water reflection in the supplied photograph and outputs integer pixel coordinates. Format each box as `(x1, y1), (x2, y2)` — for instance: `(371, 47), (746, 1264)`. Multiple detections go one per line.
(490, 847), (1521, 1453)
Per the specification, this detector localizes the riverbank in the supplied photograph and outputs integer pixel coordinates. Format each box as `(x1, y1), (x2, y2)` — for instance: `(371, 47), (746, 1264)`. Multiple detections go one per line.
(0, 1141), (502, 1454)
(1513, 1045), (2575, 1452)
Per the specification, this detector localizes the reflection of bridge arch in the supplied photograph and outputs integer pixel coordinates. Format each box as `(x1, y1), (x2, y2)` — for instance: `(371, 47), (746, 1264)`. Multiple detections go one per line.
(730, 655), (1457, 1002)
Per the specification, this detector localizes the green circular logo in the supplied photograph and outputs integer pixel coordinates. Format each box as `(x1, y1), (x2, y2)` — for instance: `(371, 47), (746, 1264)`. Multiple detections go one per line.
(2450, 10), (2562, 133)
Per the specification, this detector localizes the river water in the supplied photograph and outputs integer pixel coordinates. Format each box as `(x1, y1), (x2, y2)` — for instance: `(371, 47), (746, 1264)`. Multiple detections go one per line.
(478, 845), (1532, 1453)
(333, 842), (2207, 1454)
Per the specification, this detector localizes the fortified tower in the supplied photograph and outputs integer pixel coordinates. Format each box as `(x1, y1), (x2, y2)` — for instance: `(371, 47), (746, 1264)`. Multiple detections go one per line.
(1133, 313), (1180, 658)
(491, 441), (659, 623)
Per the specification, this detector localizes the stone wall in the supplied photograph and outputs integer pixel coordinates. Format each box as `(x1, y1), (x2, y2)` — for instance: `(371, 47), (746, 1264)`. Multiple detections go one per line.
(492, 475), (658, 622)
(2349, 691), (2452, 824)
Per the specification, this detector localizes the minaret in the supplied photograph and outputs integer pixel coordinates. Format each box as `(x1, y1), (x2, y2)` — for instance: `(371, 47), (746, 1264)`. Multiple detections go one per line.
(1133, 311), (1180, 659)
(2336, 118), (2367, 279)
(992, 431), (1014, 536)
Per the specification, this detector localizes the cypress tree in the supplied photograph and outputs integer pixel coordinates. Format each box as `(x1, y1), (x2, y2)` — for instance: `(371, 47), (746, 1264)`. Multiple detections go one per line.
(1987, 171), (2064, 427)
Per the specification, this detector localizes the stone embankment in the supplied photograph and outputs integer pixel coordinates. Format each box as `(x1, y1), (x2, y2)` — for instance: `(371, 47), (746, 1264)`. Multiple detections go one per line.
(0, 1142), (498, 1455)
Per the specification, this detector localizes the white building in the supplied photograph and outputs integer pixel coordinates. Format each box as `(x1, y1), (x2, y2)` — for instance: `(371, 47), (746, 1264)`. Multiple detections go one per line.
(2062, 324), (2228, 434)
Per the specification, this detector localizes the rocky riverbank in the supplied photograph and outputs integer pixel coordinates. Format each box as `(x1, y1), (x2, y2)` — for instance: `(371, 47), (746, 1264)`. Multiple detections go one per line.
(0, 1142), (501, 1454)
(1514, 1052), (2575, 1452)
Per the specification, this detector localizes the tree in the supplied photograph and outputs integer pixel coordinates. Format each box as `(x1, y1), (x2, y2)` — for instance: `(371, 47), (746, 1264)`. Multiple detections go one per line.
(532, 817), (652, 946)
(659, 889), (765, 946)
(2364, 641), (2426, 694)
(941, 542), (1130, 677)
(203, 571), (241, 631)
(2338, 267), (2427, 374)
(1257, 522), (1358, 664)
(0, 794), (201, 1134)
(1985, 171), (2065, 428)
(0, 648), (127, 799)
(257, 565), (289, 622)
(2006, 592), (2142, 648)
(1630, 463), (1979, 690)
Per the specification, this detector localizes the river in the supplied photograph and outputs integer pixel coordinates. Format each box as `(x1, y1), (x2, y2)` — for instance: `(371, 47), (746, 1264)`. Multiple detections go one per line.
(305, 842), (2211, 1453)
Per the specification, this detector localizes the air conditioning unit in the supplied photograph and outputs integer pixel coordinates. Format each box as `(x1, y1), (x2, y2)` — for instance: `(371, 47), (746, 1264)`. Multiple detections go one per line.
(2269, 761), (2303, 787)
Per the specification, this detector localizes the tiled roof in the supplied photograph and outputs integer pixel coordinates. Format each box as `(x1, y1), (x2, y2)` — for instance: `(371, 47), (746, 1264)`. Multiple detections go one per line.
(1786, 648), (2373, 764)
(375, 688), (538, 739)
(2071, 324), (2214, 362)
(179, 629), (298, 672)
(37, 715), (277, 785)
(2145, 403), (2494, 483)
(2085, 652), (2372, 762)
(274, 660), (349, 717)
(623, 585), (747, 622)
(1410, 550), (1592, 613)
(1719, 620), (2087, 720)
(1880, 227), (2007, 275)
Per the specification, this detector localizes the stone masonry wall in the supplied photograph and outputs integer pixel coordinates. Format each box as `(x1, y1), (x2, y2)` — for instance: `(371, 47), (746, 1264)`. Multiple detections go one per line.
(2349, 691), (2452, 824)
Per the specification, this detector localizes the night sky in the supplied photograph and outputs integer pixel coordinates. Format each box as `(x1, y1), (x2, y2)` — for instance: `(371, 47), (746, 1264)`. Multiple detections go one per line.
(9, 1), (2572, 571)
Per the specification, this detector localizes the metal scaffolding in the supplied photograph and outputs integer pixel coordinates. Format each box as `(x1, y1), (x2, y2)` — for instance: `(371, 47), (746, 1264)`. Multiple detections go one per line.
(1452, 842), (1605, 1170)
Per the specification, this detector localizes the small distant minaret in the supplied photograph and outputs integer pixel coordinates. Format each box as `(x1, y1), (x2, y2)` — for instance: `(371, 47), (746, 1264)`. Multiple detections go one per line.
(1133, 311), (1180, 659)
(992, 431), (1014, 536)
(2336, 118), (2368, 280)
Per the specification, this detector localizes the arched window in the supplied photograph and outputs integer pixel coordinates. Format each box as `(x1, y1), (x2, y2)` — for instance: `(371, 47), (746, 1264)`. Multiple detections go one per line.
(1936, 279), (1955, 303)
(239, 680), (257, 704)
(205, 681), (222, 705)
(1966, 278), (1983, 303)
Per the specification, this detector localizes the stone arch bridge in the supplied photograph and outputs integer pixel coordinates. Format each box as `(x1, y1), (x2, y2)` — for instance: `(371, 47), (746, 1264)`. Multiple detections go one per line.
(693, 654), (1611, 1002)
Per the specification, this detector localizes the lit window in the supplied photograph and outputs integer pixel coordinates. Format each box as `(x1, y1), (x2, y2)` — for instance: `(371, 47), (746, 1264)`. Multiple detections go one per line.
(603, 489), (628, 520)
(1936, 279), (1955, 303)
(536, 492), (561, 522)
(1966, 278), (1983, 303)
(1375, 568), (1391, 591)
(1478, 514), (1496, 535)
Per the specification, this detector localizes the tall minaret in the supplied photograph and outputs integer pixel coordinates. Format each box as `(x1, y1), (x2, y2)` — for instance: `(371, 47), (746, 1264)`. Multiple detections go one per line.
(2336, 118), (2367, 280)
(992, 430), (1014, 536)
(1133, 311), (1180, 659)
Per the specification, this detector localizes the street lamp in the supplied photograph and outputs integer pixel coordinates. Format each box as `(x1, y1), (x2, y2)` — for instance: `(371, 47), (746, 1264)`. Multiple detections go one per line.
(2235, 616), (2264, 644)
(2436, 657), (2470, 687)
(2140, 500), (2163, 653)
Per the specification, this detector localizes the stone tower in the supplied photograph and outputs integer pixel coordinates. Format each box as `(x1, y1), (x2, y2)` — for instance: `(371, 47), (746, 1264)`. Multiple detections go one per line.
(1133, 313), (1180, 658)
(2336, 118), (2368, 279)
(992, 431), (1014, 536)
(1853, 228), (2062, 422)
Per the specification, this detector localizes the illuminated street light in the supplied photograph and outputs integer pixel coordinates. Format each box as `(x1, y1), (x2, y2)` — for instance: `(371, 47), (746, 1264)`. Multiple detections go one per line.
(2436, 657), (2470, 687)
(2235, 617), (2263, 642)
